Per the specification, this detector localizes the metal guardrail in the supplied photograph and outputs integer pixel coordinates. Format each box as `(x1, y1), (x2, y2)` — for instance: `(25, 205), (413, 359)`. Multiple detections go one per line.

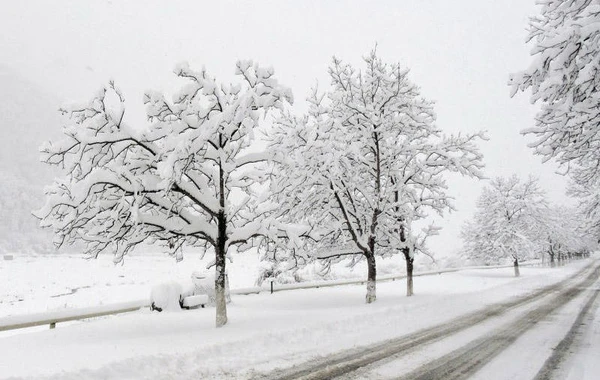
(0, 299), (148, 332)
(263, 261), (541, 293)
(0, 260), (543, 332)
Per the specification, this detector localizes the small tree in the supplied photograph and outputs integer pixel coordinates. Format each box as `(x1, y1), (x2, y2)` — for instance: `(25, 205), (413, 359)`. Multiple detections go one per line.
(36, 61), (292, 327)
(270, 50), (485, 301)
(461, 175), (548, 276)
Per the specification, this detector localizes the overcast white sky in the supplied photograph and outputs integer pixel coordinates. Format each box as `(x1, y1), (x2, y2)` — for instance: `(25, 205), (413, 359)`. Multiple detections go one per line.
(0, 0), (571, 258)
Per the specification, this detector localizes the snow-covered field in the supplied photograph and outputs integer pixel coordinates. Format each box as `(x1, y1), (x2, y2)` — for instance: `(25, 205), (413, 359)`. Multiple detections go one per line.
(0, 251), (423, 318)
(0, 252), (264, 318)
(0, 254), (594, 379)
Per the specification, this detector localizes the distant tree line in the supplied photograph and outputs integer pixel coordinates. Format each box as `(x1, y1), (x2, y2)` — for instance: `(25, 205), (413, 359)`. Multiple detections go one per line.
(461, 175), (595, 275)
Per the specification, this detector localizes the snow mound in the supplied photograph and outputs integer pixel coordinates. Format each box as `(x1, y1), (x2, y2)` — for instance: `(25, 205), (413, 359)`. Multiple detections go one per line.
(150, 282), (183, 312)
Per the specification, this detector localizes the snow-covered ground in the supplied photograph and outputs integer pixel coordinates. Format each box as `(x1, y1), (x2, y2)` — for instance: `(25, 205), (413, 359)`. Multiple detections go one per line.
(0, 251), (426, 318)
(0, 255), (594, 379)
(0, 252), (262, 318)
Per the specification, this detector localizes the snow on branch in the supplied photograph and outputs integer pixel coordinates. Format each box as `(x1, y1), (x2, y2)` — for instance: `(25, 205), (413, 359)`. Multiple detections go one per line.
(510, 0), (600, 207)
(37, 61), (293, 263)
(461, 175), (551, 265)
(266, 49), (485, 294)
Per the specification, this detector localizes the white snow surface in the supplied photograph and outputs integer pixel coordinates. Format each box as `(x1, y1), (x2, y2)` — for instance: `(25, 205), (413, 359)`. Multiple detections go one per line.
(0, 252), (262, 318)
(0, 255), (596, 379)
(564, 300), (600, 379)
(149, 282), (183, 312)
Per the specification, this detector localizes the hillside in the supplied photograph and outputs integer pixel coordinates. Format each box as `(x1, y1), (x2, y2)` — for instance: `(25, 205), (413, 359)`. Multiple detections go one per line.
(0, 66), (62, 254)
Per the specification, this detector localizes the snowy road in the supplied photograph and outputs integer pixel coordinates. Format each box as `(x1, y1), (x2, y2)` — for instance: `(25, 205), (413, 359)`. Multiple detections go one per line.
(534, 287), (600, 380)
(396, 267), (600, 380)
(260, 263), (600, 380)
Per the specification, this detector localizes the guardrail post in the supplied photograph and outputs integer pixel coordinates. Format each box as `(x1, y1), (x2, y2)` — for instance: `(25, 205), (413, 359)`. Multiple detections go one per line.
(49, 322), (56, 329)
(270, 281), (274, 294)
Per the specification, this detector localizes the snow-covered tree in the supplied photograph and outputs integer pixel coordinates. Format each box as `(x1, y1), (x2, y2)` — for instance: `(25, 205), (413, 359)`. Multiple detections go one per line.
(538, 205), (597, 265)
(510, 1), (600, 216)
(36, 61), (292, 327)
(269, 50), (485, 301)
(569, 179), (600, 239)
(461, 175), (548, 276)
(539, 206), (573, 266)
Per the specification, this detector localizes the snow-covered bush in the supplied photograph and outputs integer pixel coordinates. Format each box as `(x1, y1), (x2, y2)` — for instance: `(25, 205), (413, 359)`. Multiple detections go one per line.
(255, 263), (302, 286)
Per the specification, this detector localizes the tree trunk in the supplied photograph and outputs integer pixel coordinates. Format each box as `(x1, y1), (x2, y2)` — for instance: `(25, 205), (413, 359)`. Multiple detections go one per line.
(398, 218), (414, 297)
(214, 253), (228, 328)
(549, 252), (555, 268)
(215, 210), (228, 328)
(513, 257), (520, 277)
(404, 248), (414, 296)
(365, 239), (377, 304)
(541, 250), (546, 266)
(214, 143), (229, 328)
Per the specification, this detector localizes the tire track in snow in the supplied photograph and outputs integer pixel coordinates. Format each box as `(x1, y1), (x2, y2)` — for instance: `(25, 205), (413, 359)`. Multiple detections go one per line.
(259, 262), (598, 380)
(533, 287), (600, 380)
(396, 266), (600, 380)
